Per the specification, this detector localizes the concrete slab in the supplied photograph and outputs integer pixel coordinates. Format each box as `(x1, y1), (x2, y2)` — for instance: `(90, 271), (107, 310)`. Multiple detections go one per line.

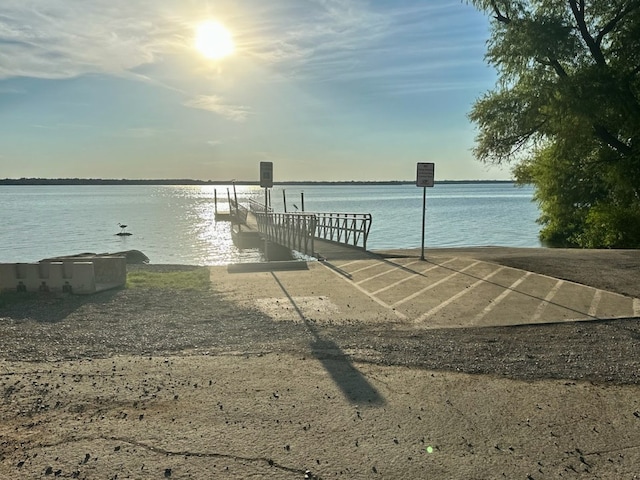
(3, 353), (639, 479)
(213, 253), (639, 329)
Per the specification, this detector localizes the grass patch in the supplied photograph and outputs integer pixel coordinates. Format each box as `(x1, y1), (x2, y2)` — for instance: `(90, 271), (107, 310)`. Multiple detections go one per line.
(126, 267), (211, 291)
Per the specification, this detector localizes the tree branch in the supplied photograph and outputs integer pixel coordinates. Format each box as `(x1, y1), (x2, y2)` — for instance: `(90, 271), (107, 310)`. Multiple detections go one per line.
(595, 2), (640, 47)
(549, 57), (569, 78)
(568, 0), (607, 66)
(593, 124), (633, 155)
(491, 1), (510, 23)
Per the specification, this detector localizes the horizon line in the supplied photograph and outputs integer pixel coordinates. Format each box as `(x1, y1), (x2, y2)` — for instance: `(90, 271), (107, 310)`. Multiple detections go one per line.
(0, 178), (516, 185)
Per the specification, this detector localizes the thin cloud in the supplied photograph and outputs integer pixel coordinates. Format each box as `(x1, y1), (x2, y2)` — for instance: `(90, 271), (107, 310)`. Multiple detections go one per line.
(0, 85), (25, 94)
(31, 122), (93, 130)
(124, 128), (156, 138)
(235, 1), (489, 93)
(0, 0), (185, 80)
(0, 1), (491, 96)
(184, 95), (251, 122)
(243, 0), (389, 72)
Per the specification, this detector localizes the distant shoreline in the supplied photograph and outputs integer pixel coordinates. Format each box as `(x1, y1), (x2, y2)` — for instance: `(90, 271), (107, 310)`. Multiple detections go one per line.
(0, 178), (515, 186)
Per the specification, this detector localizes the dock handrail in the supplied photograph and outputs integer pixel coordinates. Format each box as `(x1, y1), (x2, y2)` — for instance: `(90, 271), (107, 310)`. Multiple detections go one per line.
(229, 197), (248, 224)
(249, 199), (273, 214)
(253, 211), (372, 255)
(254, 212), (316, 256)
(313, 212), (372, 250)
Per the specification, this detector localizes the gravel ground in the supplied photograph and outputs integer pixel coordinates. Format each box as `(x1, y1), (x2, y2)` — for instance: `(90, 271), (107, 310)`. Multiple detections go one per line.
(1, 258), (638, 385)
(1, 250), (640, 479)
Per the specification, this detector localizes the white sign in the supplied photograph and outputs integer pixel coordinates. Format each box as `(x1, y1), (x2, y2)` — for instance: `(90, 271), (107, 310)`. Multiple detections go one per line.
(260, 161), (273, 188)
(416, 162), (435, 187)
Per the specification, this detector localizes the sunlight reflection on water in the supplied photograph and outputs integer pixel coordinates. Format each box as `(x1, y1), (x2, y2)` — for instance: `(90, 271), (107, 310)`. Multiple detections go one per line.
(0, 183), (540, 265)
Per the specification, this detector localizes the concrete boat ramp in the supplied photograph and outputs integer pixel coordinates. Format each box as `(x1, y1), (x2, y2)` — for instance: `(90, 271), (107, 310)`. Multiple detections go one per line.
(217, 247), (639, 329)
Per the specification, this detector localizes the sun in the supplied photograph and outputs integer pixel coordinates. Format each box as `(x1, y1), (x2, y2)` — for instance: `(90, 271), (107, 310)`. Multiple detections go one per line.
(195, 21), (234, 60)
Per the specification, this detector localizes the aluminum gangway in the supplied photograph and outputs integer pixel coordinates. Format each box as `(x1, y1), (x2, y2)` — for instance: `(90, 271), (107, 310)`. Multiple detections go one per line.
(246, 200), (372, 259)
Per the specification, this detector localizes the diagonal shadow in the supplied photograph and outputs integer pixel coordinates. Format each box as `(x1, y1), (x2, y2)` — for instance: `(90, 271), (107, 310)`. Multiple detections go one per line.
(384, 255), (607, 320)
(270, 272), (385, 406)
(375, 255), (432, 278)
(417, 257), (604, 319)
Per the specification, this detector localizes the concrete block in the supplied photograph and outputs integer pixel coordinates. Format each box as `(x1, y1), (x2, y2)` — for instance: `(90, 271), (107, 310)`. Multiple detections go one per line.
(71, 262), (96, 294)
(63, 262), (74, 279)
(0, 264), (17, 291)
(19, 263), (42, 292)
(1, 256), (125, 294)
(47, 262), (66, 291)
(92, 256), (126, 286)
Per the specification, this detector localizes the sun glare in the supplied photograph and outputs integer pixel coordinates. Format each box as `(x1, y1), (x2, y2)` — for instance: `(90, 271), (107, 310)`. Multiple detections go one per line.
(195, 21), (235, 60)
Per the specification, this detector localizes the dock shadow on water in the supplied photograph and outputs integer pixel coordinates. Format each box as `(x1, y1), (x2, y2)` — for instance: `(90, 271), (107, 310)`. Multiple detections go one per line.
(270, 272), (385, 407)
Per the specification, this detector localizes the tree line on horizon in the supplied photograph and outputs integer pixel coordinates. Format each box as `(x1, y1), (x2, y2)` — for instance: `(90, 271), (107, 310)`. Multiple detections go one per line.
(0, 178), (514, 186)
(469, 0), (640, 248)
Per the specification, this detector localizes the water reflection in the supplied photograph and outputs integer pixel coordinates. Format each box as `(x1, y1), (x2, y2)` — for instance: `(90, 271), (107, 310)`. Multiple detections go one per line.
(0, 183), (540, 264)
(180, 185), (264, 265)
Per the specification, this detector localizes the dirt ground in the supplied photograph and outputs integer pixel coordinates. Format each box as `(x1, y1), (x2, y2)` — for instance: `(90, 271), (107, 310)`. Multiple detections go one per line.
(1, 248), (639, 479)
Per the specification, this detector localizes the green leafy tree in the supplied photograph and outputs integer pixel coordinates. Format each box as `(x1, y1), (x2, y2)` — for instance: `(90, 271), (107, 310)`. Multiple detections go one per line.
(468, 0), (640, 247)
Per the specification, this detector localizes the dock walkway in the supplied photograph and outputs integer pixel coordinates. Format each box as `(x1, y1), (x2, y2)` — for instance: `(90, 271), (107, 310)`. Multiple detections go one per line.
(235, 208), (373, 261)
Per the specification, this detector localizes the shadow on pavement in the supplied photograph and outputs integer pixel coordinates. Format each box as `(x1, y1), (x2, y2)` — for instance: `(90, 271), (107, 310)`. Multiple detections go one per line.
(270, 272), (385, 407)
(310, 336), (385, 406)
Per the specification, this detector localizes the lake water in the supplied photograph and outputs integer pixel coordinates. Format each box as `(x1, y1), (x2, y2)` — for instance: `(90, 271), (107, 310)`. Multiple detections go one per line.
(0, 183), (541, 265)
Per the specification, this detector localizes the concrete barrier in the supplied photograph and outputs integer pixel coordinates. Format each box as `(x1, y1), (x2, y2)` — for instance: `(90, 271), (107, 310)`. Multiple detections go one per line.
(0, 256), (126, 294)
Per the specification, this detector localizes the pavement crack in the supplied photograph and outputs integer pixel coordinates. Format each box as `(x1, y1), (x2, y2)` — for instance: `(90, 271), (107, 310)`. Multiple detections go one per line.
(585, 443), (640, 456)
(103, 436), (322, 478)
(18, 435), (322, 478)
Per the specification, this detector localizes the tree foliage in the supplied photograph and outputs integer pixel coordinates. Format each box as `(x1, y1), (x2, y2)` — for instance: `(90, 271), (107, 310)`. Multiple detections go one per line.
(468, 0), (640, 247)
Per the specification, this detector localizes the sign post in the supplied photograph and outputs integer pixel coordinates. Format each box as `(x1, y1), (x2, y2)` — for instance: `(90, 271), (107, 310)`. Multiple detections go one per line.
(260, 162), (273, 261)
(416, 162), (435, 261)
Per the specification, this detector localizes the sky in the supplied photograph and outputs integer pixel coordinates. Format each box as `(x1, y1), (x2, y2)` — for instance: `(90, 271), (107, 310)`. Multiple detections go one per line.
(0, 0), (508, 182)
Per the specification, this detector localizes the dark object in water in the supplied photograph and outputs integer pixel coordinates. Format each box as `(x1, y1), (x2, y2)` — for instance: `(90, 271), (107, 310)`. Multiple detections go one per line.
(116, 223), (132, 236)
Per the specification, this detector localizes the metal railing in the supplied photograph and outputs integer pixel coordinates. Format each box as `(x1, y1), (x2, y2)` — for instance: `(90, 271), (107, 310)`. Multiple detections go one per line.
(253, 211), (372, 256)
(254, 212), (317, 256)
(229, 198), (248, 224)
(313, 213), (372, 250)
(249, 199), (273, 214)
